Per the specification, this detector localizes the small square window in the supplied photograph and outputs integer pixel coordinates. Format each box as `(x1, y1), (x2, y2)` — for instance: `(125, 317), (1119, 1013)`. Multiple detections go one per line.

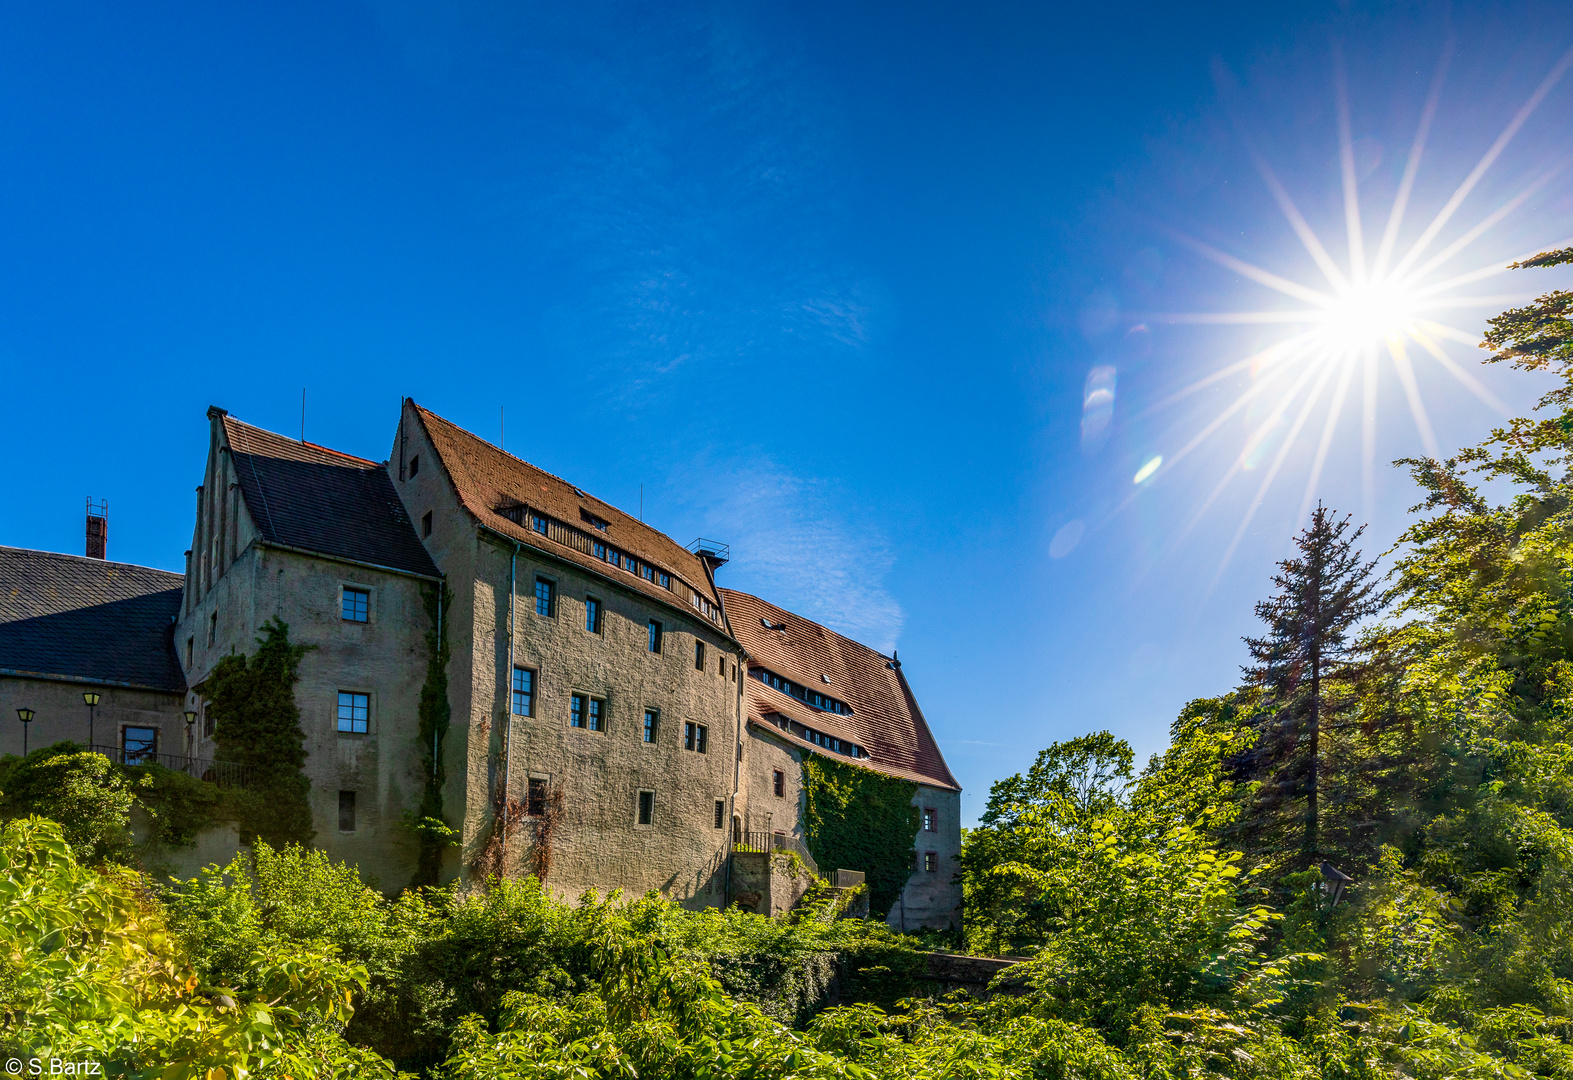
(422, 511), (433, 538)
(685, 722), (708, 752)
(637, 790), (654, 826)
(643, 708), (659, 743)
(527, 777), (547, 817)
(585, 597), (602, 634)
(535, 578), (556, 618)
(772, 770), (784, 798)
(122, 726), (157, 765)
(641, 564), (655, 582)
(409, 454), (419, 477)
(593, 541), (607, 560)
(695, 640), (706, 671)
(512, 667), (535, 717)
(342, 586), (370, 623)
(532, 515), (549, 535)
(714, 799), (726, 829)
(658, 572), (670, 589)
(570, 693), (587, 728)
(588, 697), (605, 732)
(924, 851), (938, 873)
(648, 620), (662, 653)
(923, 808), (937, 833)
(339, 790), (356, 833)
(337, 692), (370, 734)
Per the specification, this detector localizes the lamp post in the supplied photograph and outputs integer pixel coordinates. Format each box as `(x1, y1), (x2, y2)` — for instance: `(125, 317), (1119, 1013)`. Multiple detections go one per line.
(184, 710), (197, 767)
(82, 691), (100, 749)
(16, 708), (33, 756)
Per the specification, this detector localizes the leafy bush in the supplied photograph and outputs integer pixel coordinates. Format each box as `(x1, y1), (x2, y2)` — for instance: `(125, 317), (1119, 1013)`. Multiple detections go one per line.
(0, 744), (135, 863)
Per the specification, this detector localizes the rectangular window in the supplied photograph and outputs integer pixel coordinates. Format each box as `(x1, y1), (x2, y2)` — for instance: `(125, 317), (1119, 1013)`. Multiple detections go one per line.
(695, 640), (706, 671)
(534, 578), (556, 617)
(924, 851), (938, 873)
(684, 721), (706, 751)
(714, 799), (726, 829)
(532, 515), (548, 535)
(588, 697), (605, 732)
(422, 510), (433, 538)
(585, 597), (602, 634)
(122, 726), (157, 765)
(648, 620), (662, 653)
(342, 586), (370, 623)
(409, 453), (419, 476)
(208, 611), (217, 647)
(593, 541), (607, 560)
(658, 572), (670, 589)
(339, 791), (356, 833)
(570, 693), (587, 728)
(772, 770), (784, 797)
(512, 667), (535, 716)
(185, 636), (194, 668)
(641, 564), (655, 582)
(527, 777), (547, 817)
(643, 709), (659, 743)
(695, 723), (708, 753)
(923, 808), (937, 833)
(337, 692), (370, 734)
(202, 703), (214, 737)
(637, 790), (654, 826)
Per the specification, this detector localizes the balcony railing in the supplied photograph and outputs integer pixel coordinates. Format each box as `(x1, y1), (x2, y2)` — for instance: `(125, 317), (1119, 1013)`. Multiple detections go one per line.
(734, 830), (819, 878)
(89, 744), (257, 788)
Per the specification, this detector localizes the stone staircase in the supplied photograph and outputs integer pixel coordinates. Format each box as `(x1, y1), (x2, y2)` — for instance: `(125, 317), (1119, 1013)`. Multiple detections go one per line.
(788, 869), (870, 924)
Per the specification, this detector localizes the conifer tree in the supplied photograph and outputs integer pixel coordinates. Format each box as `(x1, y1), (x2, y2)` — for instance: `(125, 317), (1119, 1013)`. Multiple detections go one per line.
(1237, 505), (1380, 869)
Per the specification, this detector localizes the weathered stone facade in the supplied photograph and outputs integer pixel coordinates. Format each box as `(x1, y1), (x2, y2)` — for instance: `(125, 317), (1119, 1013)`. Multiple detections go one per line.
(4, 399), (963, 926)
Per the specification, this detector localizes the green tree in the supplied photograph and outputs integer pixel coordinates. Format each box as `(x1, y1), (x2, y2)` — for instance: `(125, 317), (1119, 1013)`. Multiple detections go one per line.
(1238, 505), (1381, 870)
(0, 745), (135, 863)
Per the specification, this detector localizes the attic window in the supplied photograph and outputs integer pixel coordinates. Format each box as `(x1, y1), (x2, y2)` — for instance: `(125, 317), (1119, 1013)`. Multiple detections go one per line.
(760, 618), (786, 631)
(755, 666), (852, 716)
(409, 454), (419, 477)
(580, 509), (610, 531)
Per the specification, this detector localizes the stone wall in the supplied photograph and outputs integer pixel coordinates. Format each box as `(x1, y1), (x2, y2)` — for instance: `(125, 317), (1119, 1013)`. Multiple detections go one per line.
(0, 676), (184, 758)
(727, 849), (816, 916)
(888, 784), (963, 931)
(737, 722), (804, 839)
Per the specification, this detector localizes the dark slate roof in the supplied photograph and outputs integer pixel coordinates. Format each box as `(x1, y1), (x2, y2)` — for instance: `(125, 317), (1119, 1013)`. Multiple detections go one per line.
(0, 547), (186, 691)
(222, 414), (440, 580)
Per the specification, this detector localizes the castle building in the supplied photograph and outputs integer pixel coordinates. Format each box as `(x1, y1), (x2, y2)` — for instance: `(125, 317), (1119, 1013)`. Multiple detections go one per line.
(0, 400), (961, 926)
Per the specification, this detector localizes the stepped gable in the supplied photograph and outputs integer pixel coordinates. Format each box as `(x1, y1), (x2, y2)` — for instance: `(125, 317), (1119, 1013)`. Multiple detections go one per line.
(722, 588), (959, 791)
(409, 402), (727, 624)
(221, 413), (439, 579)
(0, 546), (186, 691)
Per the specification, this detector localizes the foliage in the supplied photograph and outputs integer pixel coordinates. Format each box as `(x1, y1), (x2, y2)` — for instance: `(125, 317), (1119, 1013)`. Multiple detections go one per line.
(127, 759), (238, 851)
(800, 755), (920, 918)
(413, 583), (455, 888)
(0, 744), (135, 863)
(0, 816), (402, 1077)
(202, 617), (315, 848)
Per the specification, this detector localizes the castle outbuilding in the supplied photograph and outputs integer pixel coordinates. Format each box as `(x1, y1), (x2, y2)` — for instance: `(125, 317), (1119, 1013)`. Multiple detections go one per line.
(0, 400), (961, 927)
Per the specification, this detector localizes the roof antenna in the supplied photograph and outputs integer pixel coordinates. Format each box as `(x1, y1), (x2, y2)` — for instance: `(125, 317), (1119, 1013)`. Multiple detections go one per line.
(301, 388), (306, 443)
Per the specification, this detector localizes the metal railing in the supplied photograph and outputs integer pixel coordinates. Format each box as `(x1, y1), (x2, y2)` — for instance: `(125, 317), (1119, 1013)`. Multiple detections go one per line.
(734, 830), (819, 878)
(89, 744), (256, 788)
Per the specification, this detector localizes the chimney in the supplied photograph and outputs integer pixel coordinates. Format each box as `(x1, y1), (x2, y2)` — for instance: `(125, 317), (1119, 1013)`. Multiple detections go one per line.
(86, 497), (107, 560)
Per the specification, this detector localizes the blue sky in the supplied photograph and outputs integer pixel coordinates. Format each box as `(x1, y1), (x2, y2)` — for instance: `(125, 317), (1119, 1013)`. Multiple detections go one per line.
(5, 1), (1573, 824)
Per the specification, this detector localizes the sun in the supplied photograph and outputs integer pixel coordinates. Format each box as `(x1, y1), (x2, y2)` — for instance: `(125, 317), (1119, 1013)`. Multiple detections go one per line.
(1122, 39), (1573, 583)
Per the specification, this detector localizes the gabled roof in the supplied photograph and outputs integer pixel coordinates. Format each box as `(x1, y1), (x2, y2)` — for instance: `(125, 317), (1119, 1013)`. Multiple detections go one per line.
(722, 588), (959, 791)
(0, 546), (186, 692)
(408, 402), (728, 631)
(220, 412), (440, 580)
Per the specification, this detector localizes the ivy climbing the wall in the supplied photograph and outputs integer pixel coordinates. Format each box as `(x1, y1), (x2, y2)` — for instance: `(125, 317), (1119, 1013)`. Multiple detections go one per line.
(800, 755), (919, 918)
(202, 617), (315, 849)
(409, 582), (457, 887)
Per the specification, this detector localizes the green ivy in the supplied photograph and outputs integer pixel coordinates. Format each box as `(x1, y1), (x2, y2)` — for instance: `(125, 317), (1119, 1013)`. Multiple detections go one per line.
(410, 583), (454, 887)
(201, 617), (315, 849)
(126, 761), (238, 851)
(800, 756), (919, 919)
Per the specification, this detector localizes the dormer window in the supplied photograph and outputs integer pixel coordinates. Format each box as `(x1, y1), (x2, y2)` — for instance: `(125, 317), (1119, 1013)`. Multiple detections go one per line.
(580, 509), (610, 531)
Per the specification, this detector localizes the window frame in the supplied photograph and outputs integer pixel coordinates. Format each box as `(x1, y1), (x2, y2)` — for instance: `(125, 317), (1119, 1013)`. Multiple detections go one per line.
(714, 799), (726, 829)
(694, 640), (706, 671)
(772, 770), (784, 798)
(585, 596), (602, 634)
(527, 777), (548, 818)
(648, 620), (663, 654)
(512, 666), (536, 717)
(121, 725), (158, 765)
(422, 510), (433, 538)
(570, 693), (587, 728)
(587, 696), (605, 732)
(643, 708), (659, 744)
(534, 577), (557, 618)
(337, 691), (371, 734)
(409, 453), (419, 477)
(636, 789), (655, 827)
(923, 851), (939, 873)
(342, 585), (370, 623)
(922, 808), (937, 833)
(338, 790), (357, 833)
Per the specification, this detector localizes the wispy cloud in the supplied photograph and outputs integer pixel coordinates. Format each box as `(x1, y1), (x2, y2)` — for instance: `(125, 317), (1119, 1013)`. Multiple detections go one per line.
(670, 456), (905, 654)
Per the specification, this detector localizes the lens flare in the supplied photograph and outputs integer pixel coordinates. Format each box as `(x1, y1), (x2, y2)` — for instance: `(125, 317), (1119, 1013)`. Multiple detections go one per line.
(1315, 280), (1418, 353)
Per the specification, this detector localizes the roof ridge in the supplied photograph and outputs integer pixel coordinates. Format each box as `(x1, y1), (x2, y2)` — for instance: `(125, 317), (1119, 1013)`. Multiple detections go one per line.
(0, 545), (184, 580)
(221, 414), (381, 467)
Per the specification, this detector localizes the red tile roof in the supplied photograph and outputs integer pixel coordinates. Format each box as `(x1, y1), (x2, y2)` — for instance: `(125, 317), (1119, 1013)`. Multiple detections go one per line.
(221, 413), (440, 580)
(722, 588), (958, 791)
(409, 402), (728, 630)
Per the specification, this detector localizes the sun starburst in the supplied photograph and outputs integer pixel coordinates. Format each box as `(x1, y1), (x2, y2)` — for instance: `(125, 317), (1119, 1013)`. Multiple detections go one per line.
(1134, 41), (1573, 582)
